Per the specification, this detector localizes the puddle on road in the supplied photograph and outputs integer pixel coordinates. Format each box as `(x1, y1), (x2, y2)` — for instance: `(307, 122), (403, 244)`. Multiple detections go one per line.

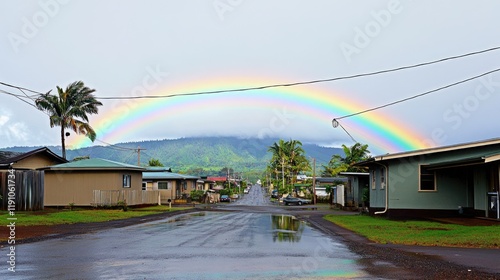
(271, 214), (305, 243)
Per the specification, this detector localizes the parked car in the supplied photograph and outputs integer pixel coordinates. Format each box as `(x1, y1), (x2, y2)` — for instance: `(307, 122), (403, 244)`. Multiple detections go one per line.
(283, 196), (311, 206)
(220, 195), (231, 202)
(271, 190), (278, 198)
(244, 188), (249, 194)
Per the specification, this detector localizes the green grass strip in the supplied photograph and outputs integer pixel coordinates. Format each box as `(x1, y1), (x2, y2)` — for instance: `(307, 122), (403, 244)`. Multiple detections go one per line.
(324, 214), (500, 249)
(0, 205), (192, 226)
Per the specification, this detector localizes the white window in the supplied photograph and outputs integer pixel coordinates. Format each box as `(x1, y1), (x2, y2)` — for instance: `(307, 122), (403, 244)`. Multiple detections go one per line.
(123, 174), (131, 188)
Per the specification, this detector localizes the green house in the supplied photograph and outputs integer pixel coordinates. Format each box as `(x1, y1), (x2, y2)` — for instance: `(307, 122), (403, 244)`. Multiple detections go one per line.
(359, 138), (500, 219)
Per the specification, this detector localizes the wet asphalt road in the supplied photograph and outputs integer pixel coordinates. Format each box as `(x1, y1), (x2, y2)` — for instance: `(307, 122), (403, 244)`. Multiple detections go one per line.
(1, 186), (374, 279)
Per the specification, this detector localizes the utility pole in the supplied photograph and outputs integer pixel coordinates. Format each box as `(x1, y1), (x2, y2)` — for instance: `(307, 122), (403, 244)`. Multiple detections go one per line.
(312, 157), (317, 205)
(136, 146), (146, 166)
(281, 156), (285, 194)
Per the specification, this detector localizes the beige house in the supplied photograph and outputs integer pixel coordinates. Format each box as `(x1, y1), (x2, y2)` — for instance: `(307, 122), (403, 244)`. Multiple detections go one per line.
(43, 158), (147, 206)
(0, 147), (67, 170)
(0, 147), (67, 210)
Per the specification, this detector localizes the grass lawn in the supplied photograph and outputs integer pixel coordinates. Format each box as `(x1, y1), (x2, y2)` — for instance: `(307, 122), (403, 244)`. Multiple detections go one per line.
(324, 214), (500, 249)
(0, 205), (192, 226)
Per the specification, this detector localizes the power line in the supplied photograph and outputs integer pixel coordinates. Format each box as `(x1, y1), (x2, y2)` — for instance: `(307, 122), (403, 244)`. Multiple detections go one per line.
(0, 89), (40, 111)
(0, 81), (47, 95)
(95, 46), (500, 100)
(1, 46), (499, 103)
(333, 67), (500, 121)
(94, 139), (136, 151)
(331, 67), (500, 143)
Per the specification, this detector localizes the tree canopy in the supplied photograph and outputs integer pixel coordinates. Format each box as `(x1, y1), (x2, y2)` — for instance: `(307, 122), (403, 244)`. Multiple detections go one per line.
(35, 81), (102, 159)
(322, 143), (370, 176)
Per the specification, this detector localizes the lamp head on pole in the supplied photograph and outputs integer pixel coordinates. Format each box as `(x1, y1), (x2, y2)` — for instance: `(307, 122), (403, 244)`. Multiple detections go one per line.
(332, 119), (339, 128)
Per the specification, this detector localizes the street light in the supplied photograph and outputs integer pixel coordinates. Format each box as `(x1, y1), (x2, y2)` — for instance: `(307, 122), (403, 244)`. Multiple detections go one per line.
(332, 119), (339, 128)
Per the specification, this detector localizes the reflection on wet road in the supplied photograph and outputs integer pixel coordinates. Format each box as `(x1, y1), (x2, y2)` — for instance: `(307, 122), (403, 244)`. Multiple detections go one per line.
(6, 212), (369, 279)
(2, 185), (372, 279)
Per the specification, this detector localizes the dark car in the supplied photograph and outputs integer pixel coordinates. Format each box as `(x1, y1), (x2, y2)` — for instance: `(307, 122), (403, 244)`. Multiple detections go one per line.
(220, 195), (231, 202)
(283, 196), (311, 206)
(271, 190), (278, 198)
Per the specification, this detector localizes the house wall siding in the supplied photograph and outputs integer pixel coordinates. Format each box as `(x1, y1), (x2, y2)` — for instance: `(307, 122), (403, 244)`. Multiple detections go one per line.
(13, 154), (61, 170)
(474, 168), (489, 212)
(371, 144), (500, 216)
(44, 170), (142, 206)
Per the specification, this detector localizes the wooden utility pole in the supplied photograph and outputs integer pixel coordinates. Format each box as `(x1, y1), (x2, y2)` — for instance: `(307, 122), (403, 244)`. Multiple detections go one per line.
(312, 157), (317, 204)
(136, 146), (146, 166)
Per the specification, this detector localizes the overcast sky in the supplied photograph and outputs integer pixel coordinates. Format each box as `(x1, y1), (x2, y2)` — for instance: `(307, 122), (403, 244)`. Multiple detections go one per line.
(1, 0), (500, 155)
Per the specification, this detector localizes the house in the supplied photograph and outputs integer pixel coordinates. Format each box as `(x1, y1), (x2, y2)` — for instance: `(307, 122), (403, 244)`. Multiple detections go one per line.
(142, 168), (200, 204)
(0, 147), (67, 170)
(358, 138), (500, 219)
(197, 177), (216, 191)
(0, 147), (67, 210)
(314, 176), (347, 205)
(42, 158), (152, 207)
(338, 172), (370, 209)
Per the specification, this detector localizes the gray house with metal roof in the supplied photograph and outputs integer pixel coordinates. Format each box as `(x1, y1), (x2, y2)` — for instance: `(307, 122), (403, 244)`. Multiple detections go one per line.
(359, 138), (500, 219)
(142, 167), (200, 203)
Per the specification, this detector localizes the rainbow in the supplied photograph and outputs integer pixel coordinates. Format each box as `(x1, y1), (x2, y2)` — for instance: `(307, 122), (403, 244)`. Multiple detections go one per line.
(67, 76), (430, 154)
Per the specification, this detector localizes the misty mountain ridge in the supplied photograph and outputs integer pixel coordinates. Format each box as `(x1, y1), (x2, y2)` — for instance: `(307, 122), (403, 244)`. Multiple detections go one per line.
(2, 137), (342, 175)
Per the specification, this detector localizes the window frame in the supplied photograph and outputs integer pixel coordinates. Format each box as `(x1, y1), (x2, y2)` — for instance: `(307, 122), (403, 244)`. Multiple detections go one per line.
(419, 165), (437, 191)
(123, 174), (132, 188)
(158, 181), (169, 190)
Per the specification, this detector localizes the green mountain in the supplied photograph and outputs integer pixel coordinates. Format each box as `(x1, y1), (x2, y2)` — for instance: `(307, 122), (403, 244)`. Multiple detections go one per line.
(3, 137), (342, 176)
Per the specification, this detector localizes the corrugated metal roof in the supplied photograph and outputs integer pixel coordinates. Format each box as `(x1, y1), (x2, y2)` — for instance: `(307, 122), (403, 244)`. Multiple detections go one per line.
(45, 158), (145, 171)
(372, 137), (500, 161)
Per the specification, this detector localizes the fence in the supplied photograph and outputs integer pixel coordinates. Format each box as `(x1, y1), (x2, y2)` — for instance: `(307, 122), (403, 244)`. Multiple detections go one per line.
(92, 190), (160, 207)
(0, 170), (45, 211)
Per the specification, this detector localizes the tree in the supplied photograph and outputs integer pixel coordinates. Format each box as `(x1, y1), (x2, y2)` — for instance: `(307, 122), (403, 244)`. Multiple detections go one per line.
(322, 143), (370, 176)
(35, 81), (102, 159)
(148, 158), (164, 167)
(267, 139), (310, 194)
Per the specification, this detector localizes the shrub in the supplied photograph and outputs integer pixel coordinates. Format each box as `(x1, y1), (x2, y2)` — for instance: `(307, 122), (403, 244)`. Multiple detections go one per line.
(190, 190), (205, 202)
(117, 200), (128, 211)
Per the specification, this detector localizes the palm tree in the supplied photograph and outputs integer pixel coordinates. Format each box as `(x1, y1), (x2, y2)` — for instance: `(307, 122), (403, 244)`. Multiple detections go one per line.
(35, 81), (102, 159)
(267, 139), (310, 194)
(322, 143), (370, 176)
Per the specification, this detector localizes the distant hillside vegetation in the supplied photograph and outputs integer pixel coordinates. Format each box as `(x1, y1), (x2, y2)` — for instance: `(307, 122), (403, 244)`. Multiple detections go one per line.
(3, 137), (343, 176)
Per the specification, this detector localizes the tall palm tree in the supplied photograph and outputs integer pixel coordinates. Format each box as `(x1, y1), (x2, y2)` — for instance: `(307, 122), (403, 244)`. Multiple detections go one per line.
(267, 139), (310, 193)
(35, 81), (102, 159)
